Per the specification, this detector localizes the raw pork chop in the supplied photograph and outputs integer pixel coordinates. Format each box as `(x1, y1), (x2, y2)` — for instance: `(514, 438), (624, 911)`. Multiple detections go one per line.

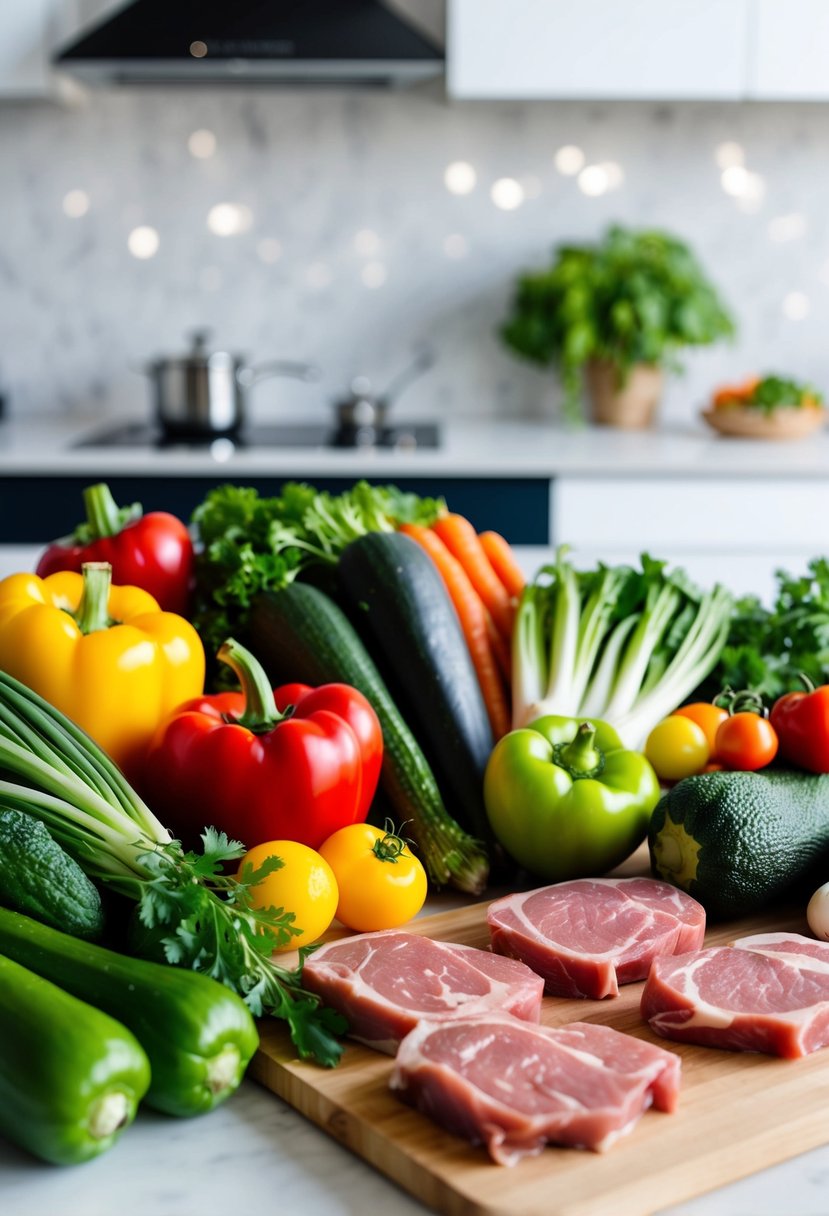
(302, 931), (544, 1053)
(487, 877), (706, 999)
(390, 1014), (680, 1164)
(642, 931), (829, 1057)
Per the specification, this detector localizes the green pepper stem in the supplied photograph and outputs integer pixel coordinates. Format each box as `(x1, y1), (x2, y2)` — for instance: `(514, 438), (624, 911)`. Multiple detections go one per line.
(87, 1090), (129, 1139)
(74, 562), (114, 635)
(217, 638), (288, 734)
(82, 483), (140, 541)
(558, 722), (603, 778)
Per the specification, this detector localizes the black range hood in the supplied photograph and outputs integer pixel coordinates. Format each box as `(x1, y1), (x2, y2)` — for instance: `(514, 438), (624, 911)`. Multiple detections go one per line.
(54, 0), (444, 87)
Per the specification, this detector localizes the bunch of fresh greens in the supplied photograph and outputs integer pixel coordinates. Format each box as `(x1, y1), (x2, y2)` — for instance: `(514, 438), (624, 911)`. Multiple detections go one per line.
(0, 670), (346, 1066)
(513, 548), (733, 748)
(501, 224), (735, 420)
(709, 558), (829, 702)
(721, 374), (824, 414)
(191, 480), (444, 666)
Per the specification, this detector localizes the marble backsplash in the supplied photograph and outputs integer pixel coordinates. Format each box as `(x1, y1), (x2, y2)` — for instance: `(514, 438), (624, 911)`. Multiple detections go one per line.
(3, 82), (829, 428)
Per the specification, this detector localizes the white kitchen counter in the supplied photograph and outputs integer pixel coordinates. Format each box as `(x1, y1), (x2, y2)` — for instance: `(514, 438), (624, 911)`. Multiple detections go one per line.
(3, 413), (829, 477)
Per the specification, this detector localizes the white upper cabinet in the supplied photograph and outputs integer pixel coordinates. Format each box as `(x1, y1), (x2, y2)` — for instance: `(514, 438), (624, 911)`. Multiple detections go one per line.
(748, 0), (829, 100)
(447, 0), (751, 101)
(0, 0), (57, 96)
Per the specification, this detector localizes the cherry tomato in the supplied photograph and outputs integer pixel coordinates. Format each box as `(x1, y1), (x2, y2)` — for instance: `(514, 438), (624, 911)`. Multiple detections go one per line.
(645, 715), (709, 783)
(715, 712), (778, 772)
(238, 839), (339, 952)
(674, 702), (729, 756)
(319, 822), (428, 932)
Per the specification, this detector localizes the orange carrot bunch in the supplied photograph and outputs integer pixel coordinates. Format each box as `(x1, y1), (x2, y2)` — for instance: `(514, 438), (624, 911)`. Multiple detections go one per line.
(399, 514), (525, 741)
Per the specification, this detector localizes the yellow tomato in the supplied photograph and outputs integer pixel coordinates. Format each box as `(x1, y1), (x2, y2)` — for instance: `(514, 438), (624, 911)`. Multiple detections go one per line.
(645, 715), (709, 783)
(238, 840), (338, 952)
(319, 823), (428, 933)
(674, 702), (728, 756)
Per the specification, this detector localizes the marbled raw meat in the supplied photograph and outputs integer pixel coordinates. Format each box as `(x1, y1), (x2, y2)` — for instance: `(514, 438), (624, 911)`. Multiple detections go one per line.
(390, 1014), (681, 1164)
(642, 931), (829, 1057)
(302, 931), (544, 1053)
(487, 877), (706, 999)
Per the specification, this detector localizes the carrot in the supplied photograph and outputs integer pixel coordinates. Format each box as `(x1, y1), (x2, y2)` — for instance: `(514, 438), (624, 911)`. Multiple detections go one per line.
(399, 523), (511, 740)
(485, 609), (512, 684)
(432, 514), (515, 640)
(479, 530), (526, 600)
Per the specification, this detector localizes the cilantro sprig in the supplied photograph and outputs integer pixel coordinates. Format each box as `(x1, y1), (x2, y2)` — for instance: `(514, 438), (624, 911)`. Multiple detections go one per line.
(137, 828), (347, 1066)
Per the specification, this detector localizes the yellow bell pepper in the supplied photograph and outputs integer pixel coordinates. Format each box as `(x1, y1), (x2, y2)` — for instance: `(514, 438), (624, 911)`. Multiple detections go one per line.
(0, 561), (204, 778)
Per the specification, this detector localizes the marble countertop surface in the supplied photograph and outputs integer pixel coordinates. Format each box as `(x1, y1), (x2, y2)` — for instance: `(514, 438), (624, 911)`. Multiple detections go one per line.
(3, 414), (829, 478)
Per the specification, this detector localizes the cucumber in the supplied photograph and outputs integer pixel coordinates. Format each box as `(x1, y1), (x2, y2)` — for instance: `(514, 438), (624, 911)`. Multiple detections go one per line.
(247, 582), (489, 894)
(0, 953), (149, 1165)
(0, 805), (104, 940)
(649, 769), (829, 919)
(337, 531), (494, 843)
(0, 907), (259, 1118)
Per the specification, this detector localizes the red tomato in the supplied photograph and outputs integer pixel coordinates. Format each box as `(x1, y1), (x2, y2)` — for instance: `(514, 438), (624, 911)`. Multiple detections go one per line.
(674, 703), (729, 756)
(715, 712), (778, 772)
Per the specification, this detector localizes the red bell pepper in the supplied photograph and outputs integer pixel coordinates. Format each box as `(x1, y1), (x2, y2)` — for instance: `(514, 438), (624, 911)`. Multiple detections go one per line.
(770, 681), (829, 773)
(36, 483), (194, 616)
(143, 639), (383, 851)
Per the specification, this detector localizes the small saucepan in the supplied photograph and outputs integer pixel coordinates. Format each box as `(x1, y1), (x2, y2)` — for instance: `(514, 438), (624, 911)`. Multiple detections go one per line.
(145, 331), (318, 438)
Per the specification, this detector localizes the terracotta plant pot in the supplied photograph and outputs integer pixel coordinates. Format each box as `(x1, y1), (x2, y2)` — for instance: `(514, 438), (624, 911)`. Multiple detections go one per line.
(585, 360), (664, 429)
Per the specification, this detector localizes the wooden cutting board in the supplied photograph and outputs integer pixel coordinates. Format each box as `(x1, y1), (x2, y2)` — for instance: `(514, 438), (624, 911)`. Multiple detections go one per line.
(250, 894), (829, 1216)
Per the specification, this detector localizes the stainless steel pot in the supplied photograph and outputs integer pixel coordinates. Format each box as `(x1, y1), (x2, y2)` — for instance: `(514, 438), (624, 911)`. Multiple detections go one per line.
(145, 331), (317, 438)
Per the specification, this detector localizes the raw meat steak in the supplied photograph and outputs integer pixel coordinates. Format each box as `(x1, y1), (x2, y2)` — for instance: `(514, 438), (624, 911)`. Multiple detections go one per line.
(642, 932), (829, 1058)
(487, 877), (706, 999)
(302, 931), (544, 1053)
(390, 1014), (680, 1164)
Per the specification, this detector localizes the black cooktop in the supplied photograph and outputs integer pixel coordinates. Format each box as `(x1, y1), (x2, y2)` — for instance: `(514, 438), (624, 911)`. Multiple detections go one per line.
(73, 421), (441, 451)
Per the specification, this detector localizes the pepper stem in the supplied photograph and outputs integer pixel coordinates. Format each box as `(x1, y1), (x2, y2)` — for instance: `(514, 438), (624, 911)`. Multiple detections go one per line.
(81, 483), (142, 541)
(558, 722), (603, 778)
(217, 638), (288, 734)
(74, 562), (114, 634)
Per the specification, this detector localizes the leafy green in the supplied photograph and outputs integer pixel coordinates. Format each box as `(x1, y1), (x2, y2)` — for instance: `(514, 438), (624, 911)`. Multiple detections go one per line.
(191, 480), (445, 667)
(708, 558), (829, 702)
(723, 374), (824, 414)
(513, 548), (733, 748)
(500, 224), (735, 421)
(0, 671), (346, 1067)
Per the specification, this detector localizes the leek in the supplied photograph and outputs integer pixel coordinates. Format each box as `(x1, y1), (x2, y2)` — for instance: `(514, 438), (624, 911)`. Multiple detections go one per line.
(512, 549), (733, 749)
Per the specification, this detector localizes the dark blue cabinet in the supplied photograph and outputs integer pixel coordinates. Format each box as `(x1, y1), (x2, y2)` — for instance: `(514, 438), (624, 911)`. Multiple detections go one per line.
(1, 475), (550, 545)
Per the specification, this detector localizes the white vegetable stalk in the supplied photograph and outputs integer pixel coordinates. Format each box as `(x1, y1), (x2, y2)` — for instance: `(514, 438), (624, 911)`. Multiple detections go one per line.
(511, 551), (733, 749)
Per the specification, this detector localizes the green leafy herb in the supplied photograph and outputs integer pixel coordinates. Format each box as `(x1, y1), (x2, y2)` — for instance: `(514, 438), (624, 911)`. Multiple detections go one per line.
(500, 224), (735, 421)
(0, 671), (346, 1067)
(708, 558), (829, 702)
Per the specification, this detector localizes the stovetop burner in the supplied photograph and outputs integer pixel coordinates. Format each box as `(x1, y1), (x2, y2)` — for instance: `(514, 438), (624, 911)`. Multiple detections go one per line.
(73, 421), (441, 451)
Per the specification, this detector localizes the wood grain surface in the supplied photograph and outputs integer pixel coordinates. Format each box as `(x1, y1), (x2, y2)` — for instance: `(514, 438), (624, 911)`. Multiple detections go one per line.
(250, 883), (828, 1216)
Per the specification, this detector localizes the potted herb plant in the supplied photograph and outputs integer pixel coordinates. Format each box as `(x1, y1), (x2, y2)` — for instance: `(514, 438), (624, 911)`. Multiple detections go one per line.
(500, 225), (735, 428)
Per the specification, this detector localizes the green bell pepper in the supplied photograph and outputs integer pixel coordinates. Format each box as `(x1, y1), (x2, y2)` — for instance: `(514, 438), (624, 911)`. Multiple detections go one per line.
(483, 715), (660, 881)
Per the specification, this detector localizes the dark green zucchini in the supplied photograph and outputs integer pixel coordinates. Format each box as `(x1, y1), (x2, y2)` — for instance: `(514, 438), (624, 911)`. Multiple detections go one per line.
(247, 582), (489, 894)
(0, 805), (104, 940)
(649, 769), (829, 919)
(337, 531), (494, 842)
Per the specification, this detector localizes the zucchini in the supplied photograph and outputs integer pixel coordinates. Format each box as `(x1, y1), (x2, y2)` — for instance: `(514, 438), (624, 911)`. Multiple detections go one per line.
(337, 531), (494, 843)
(0, 805), (104, 940)
(247, 582), (489, 894)
(649, 769), (829, 919)
(0, 907), (259, 1118)
(0, 953), (149, 1165)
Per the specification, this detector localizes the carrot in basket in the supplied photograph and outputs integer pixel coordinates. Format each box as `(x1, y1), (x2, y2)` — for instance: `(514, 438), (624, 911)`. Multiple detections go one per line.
(432, 514), (515, 640)
(399, 523), (511, 740)
(479, 530), (525, 600)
